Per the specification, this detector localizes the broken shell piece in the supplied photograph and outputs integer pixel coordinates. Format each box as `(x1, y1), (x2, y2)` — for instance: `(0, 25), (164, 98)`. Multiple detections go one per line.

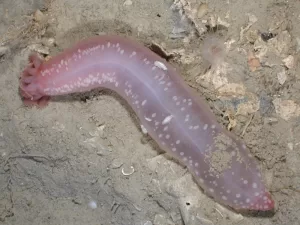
(217, 17), (230, 28)
(273, 98), (300, 120)
(121, 165), (135, 176)
(247, 51), (260, 71)
(197, 3), (208, 19)
(196, 62), (230, 89)
(123, 0), (133, 6)
(111, 158), (124, 169)
(277, 69), (287, 85)
(42, 37), (56, 47)
(143, 221), (153, 225)
(282, 55), (295, 69)
(215, 203), (244, 222)
(28, 44), (49, 55)
(0, 46), (10, 57)
(217, 83), (246, 98)
(236, 93), (260, 115)
(89, 125), (105, 137)
(34, 9), (45, 22)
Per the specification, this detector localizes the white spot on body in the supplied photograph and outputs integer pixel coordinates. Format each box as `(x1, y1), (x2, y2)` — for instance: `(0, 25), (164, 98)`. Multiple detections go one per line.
(162, 115), (173, 125)
(141, 100), (147, 106)
(154, 61), (167, 70)
(129, 51), (136, 58)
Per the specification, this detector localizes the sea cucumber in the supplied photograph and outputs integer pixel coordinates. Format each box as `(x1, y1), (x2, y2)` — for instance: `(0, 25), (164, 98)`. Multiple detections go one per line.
(19, 35), (274, 211)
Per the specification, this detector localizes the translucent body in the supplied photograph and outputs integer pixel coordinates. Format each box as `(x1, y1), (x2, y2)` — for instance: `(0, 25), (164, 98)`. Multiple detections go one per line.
(20, 35), (274, 211)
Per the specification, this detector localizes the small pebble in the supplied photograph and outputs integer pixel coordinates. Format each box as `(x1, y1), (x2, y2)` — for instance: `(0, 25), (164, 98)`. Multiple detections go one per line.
(88, 200), (97, 209)
(34, 9), (45, 22)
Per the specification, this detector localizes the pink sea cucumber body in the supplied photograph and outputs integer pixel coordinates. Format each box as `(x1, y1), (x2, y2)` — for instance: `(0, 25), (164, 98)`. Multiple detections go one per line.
(20, 35), (274, 211)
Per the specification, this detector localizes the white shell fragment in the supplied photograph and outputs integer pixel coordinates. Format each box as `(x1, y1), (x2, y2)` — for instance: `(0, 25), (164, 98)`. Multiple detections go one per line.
(277, 69), (287, 85)
(121, 165), (135, 176)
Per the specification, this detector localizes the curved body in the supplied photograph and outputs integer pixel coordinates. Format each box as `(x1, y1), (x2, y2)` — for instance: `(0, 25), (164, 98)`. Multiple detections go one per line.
(20, 35), (274, 211)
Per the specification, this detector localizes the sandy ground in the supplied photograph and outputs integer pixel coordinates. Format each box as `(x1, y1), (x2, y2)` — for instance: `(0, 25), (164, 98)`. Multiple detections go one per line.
(0, 0), (300, 224)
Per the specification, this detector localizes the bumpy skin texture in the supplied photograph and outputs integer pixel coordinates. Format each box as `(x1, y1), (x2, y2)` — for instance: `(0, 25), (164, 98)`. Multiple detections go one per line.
(19, 35), (275, 211)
